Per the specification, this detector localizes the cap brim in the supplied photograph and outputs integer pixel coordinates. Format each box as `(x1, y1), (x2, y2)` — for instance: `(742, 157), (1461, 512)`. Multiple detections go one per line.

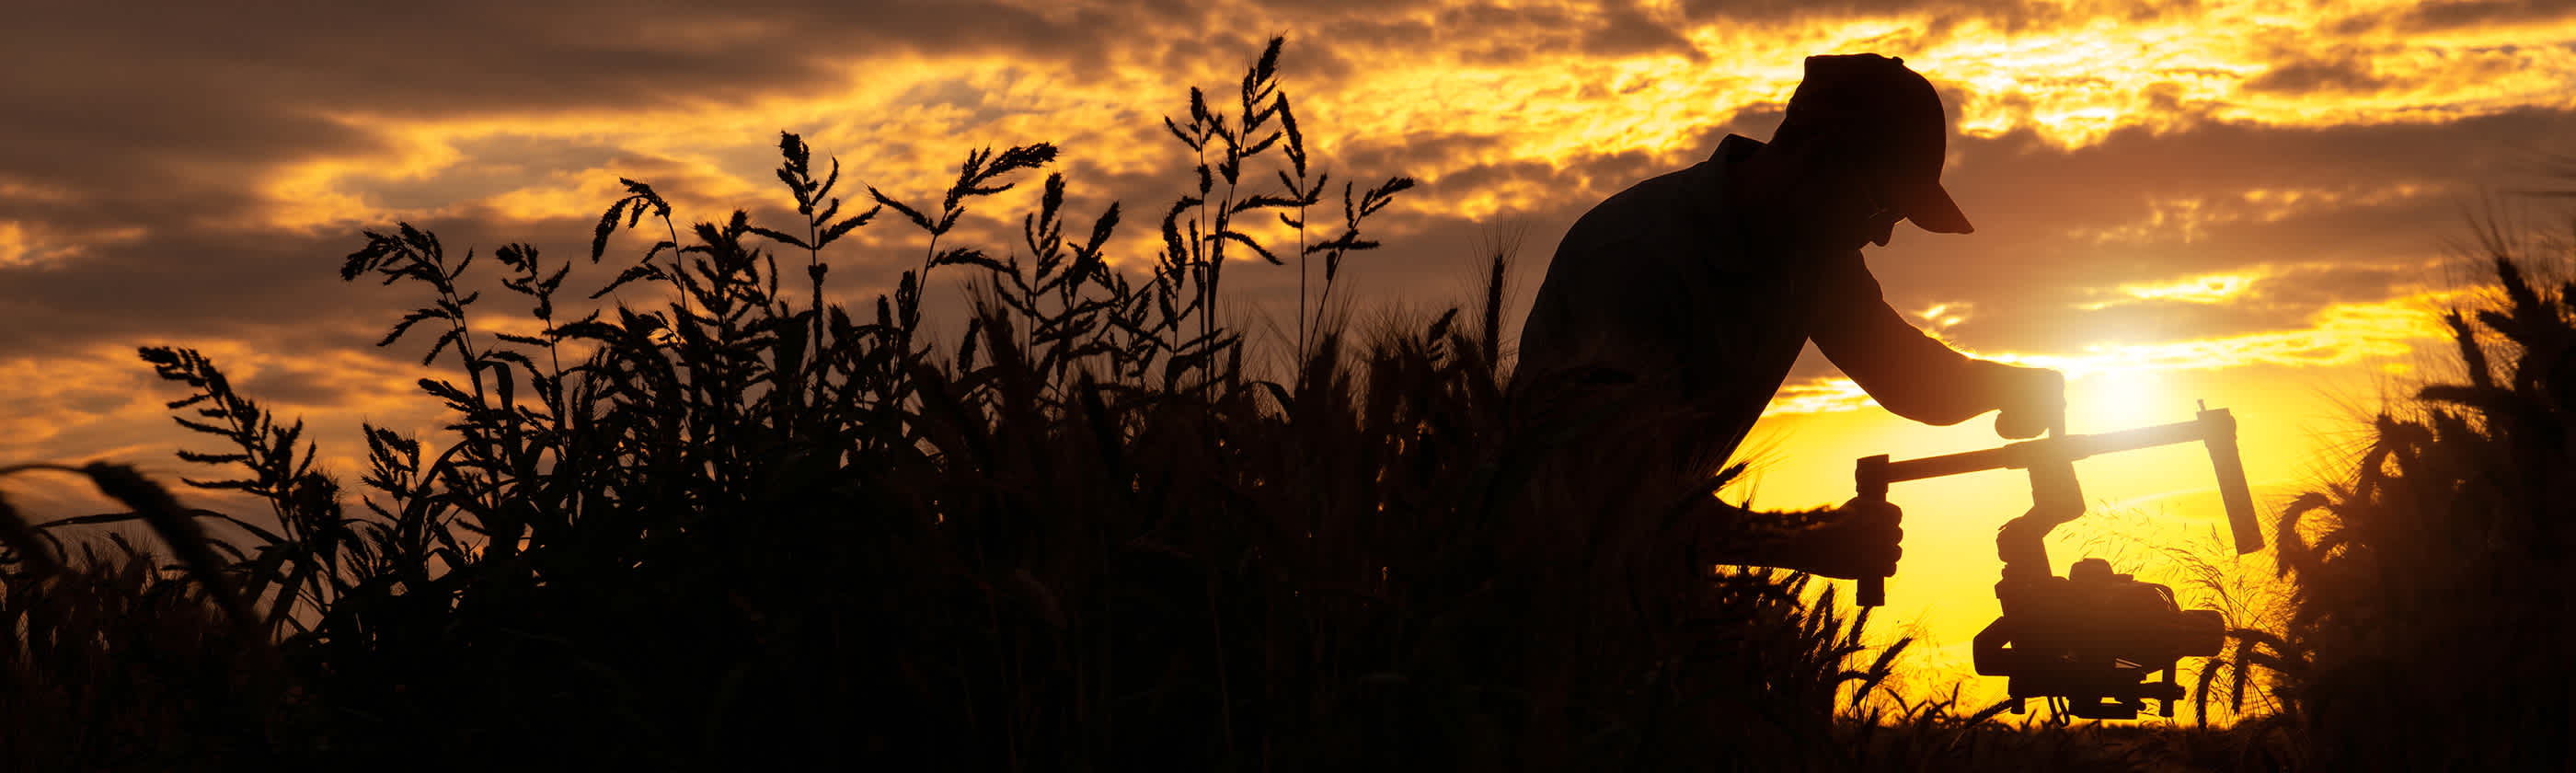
(1901, 181), (1972, 234)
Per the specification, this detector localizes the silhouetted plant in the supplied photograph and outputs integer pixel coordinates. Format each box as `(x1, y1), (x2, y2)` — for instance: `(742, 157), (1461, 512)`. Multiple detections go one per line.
(2196, 213), (2576, 771)
(0, 462), (288, 769)
(0, 36), (1953, 771)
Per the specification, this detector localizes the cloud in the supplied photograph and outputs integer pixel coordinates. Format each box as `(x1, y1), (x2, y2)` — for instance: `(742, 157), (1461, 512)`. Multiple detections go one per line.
(1585, 2), (1708, 60)
(1764, 377), (1880, 415)
(2344, 0), (2576, 35)
(6, 0), (2576, 472)
(1855, 105), (2576, 357)
(1768, 289), (2457, 416)
(2244, 53), (2389, 95)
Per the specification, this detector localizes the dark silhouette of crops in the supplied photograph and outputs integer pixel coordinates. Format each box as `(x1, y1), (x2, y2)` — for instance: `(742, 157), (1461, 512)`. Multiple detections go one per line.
(0, 39), (1924, 770)
(2191, 215), (2576, 771)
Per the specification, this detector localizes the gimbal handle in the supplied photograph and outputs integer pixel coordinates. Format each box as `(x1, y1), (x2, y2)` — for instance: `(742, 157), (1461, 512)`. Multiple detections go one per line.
(1856, 456), (1891, 606)
(1851, 407), (2264, 607)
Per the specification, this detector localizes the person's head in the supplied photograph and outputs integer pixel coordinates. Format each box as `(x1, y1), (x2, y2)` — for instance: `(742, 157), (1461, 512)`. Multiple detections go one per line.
(1763, 53), (1972, 250)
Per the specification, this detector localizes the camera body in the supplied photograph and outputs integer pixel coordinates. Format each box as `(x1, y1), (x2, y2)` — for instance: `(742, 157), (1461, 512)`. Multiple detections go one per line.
(1972, 557), (2225, 719)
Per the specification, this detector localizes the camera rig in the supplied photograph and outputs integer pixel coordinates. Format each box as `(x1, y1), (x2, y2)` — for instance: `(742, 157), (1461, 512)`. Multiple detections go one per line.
(1851, 405), (2265, 720)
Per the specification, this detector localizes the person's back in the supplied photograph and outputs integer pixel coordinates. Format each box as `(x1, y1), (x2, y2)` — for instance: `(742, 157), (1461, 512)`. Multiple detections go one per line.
(1514, 133), (1868, 467)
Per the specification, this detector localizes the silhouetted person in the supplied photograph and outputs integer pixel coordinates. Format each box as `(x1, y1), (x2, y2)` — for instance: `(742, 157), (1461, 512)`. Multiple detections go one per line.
(1512, 53), (2065, 582)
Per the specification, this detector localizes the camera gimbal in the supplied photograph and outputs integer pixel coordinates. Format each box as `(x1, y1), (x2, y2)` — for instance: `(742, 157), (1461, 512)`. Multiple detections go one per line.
(1851, 405), (2265, 719)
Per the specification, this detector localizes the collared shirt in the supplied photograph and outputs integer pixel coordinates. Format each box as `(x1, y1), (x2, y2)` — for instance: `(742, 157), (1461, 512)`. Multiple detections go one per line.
(1515, 133), (2002, 467)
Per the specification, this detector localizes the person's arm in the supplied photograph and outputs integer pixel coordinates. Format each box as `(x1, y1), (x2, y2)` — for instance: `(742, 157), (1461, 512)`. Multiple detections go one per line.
(1685, 495), (1900, 581)
(1805, 249), (2055, 431)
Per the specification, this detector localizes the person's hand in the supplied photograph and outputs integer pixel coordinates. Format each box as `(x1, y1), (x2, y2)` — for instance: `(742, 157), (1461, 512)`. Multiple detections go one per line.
(1993, 365), (2066, 440)
(1777, 498), (1903, 581)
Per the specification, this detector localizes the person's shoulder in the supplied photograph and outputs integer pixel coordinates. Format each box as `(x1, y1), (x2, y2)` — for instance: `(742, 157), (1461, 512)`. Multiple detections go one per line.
(1587, 135), (1752, 214)
(1563, 164), (1724, 243)
(1605, 160), (1719, 205)
(1714, 133), (1765, 163)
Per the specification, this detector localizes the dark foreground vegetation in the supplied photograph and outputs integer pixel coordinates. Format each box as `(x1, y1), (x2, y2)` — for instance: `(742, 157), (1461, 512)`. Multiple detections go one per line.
(1, 40), (2568, 771)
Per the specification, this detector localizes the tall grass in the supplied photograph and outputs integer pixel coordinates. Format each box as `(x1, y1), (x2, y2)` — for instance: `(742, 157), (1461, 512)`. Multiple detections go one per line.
(0, 38), (1908, 769)
(2199, 213), (2576, 770)
(0, 463), (293, 771)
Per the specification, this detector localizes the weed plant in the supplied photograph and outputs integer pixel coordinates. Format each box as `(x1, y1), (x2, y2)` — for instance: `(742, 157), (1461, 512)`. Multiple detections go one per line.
(0, 39), (1911, 770)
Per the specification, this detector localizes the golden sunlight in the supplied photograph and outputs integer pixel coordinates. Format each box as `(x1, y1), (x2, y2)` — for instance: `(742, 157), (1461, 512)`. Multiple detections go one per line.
(2068, 367), (2171, 433)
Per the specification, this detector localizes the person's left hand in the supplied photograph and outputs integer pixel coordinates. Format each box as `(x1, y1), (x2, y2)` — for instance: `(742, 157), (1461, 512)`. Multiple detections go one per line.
(1774, 498), (1903, 581)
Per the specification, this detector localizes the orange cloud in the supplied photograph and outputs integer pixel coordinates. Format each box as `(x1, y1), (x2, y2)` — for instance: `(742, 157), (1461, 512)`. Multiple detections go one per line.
(1766, 289), (2459, 417)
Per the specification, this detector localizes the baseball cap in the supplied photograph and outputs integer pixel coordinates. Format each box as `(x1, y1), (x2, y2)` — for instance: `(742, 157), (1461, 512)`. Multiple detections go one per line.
(1781, 53), (1973, 235)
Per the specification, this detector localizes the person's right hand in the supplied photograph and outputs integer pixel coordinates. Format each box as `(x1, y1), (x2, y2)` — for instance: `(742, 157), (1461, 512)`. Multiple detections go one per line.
(1993, 365), (2066, 440)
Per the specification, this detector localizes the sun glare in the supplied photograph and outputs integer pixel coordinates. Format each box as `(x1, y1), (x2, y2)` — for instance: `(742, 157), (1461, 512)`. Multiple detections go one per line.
(2069, 368), (2169, 433)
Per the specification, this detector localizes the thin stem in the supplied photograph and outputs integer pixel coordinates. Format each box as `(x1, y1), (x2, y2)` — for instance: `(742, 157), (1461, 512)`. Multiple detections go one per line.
(1296, 195), (1309, 363)
(661, 213), (691, 322)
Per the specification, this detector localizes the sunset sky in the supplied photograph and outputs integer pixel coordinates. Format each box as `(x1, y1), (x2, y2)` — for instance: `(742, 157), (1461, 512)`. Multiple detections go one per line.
(7, 0), (2576, 719)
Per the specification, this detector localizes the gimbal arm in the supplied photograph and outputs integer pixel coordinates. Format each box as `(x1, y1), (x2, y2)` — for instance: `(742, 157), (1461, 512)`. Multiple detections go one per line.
(1853, 407), (2263, 606)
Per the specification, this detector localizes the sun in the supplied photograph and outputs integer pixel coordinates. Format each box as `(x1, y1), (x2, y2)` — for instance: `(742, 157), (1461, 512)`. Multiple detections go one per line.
(2067, 368), (2171, 433)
